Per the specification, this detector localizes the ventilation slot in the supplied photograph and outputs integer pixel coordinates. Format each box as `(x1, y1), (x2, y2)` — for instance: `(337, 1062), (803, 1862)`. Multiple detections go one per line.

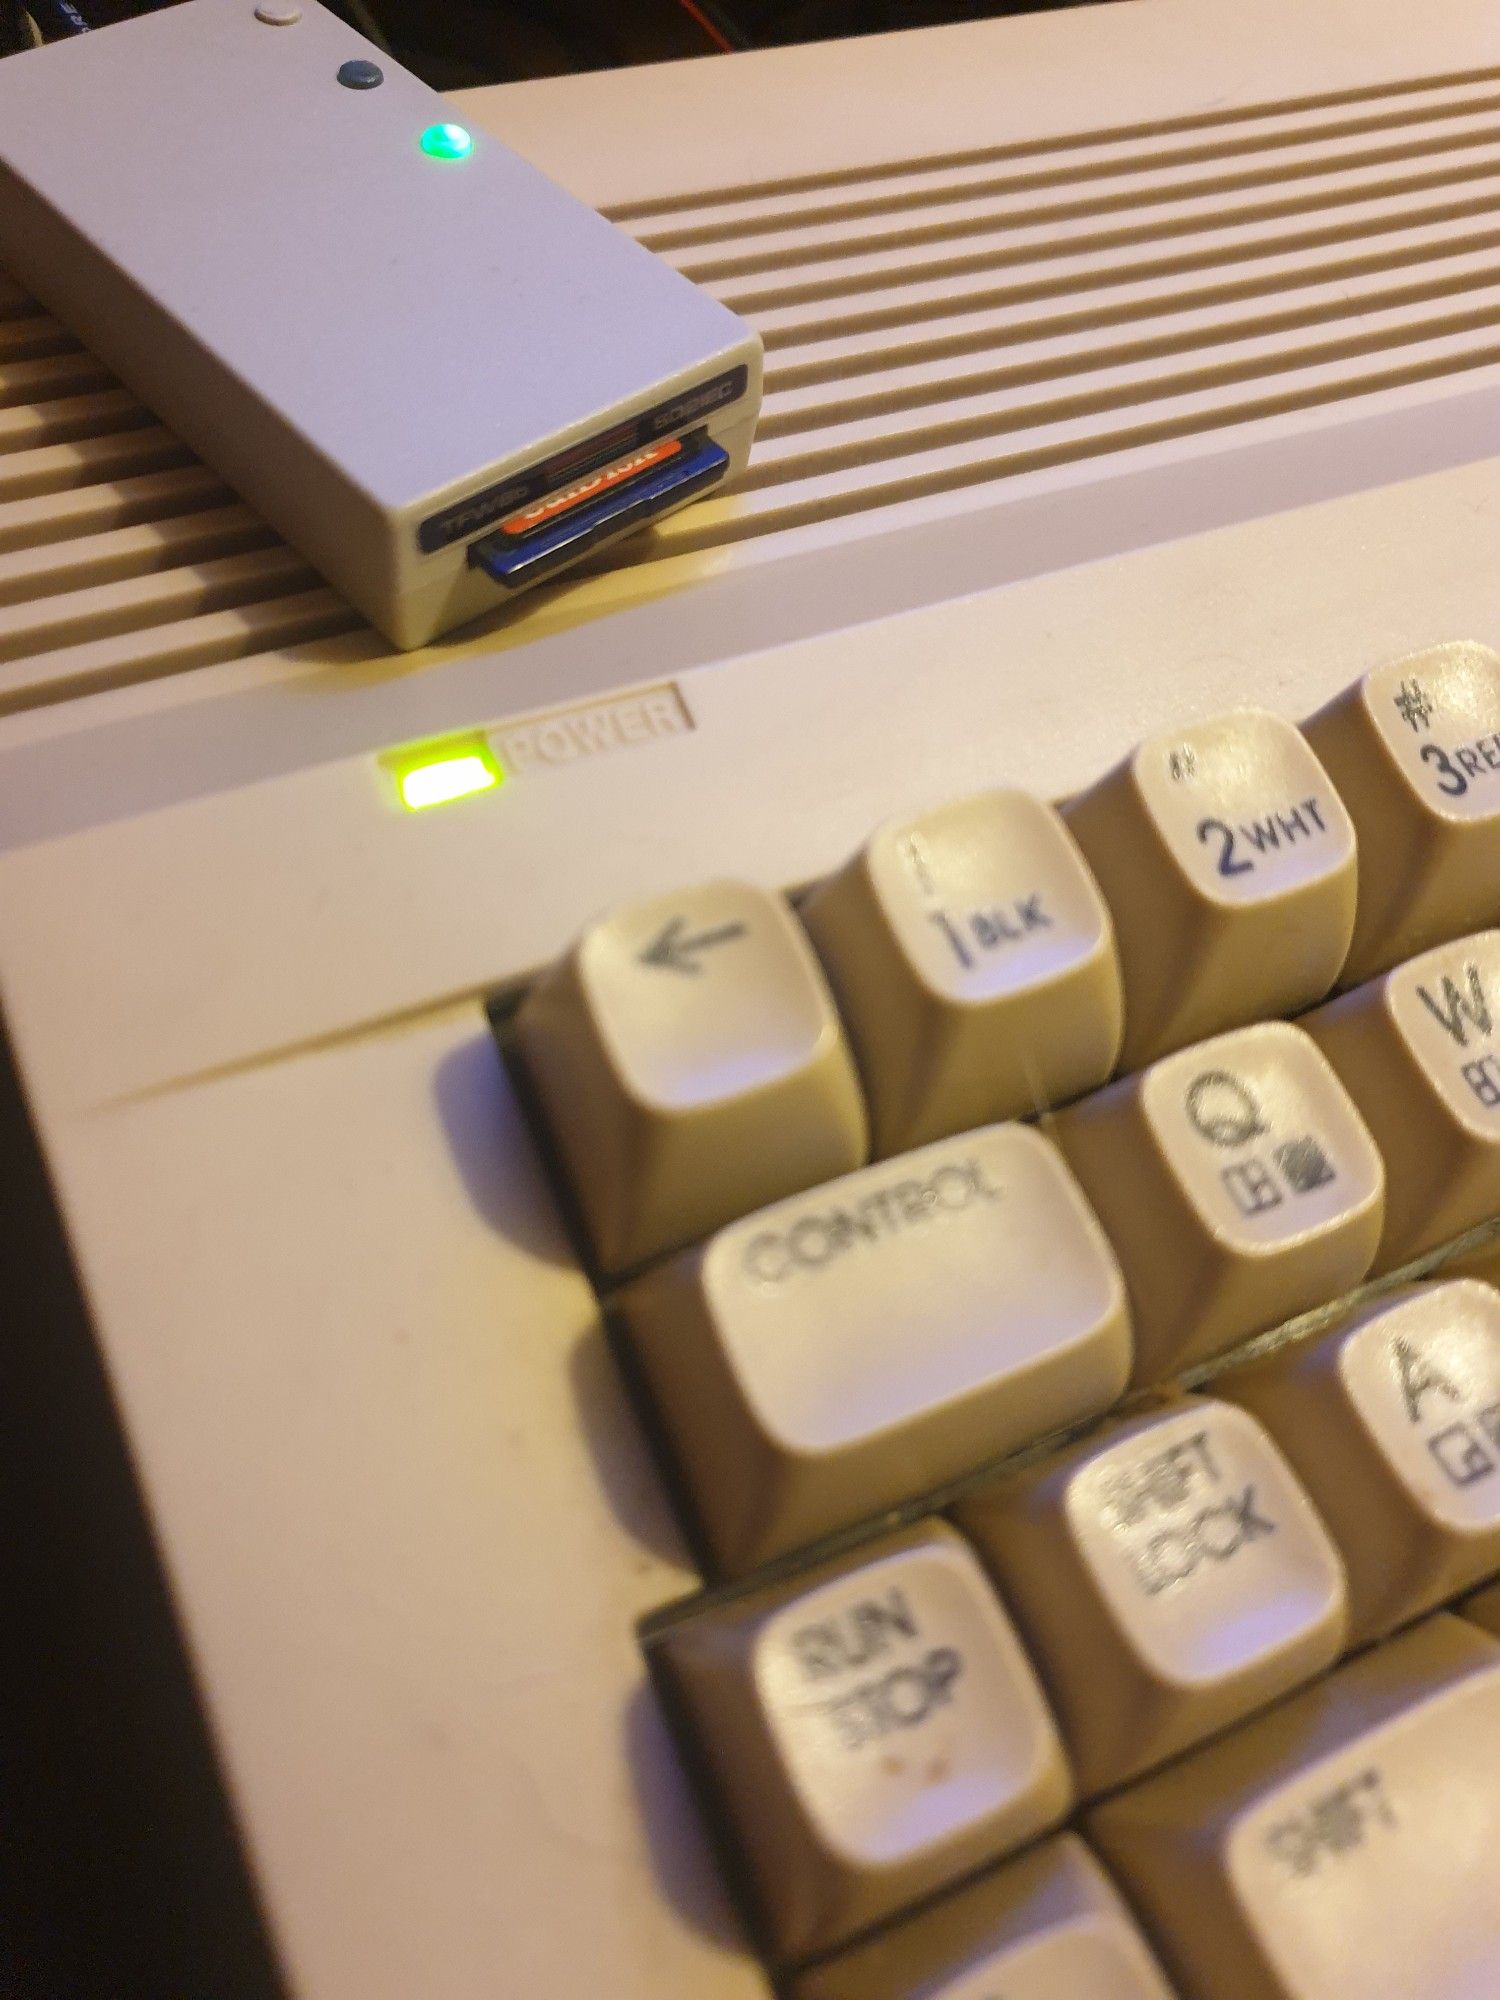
(0, 278), (360, 718)
(617, 64), (1500, 567)
(5, 62), (1500, 714)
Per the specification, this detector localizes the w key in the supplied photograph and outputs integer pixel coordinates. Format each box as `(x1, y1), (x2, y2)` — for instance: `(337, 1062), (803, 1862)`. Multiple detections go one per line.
(1305, 931), (1500, 1269)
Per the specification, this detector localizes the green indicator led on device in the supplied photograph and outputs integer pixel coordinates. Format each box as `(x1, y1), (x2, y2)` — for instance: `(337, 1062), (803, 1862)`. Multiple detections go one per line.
(384, 734), (504, 811)
(420, 122), (473, 161)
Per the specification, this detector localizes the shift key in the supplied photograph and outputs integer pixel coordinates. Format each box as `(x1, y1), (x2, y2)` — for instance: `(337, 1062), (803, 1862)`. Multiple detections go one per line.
(620, 1124), (1131, 1574)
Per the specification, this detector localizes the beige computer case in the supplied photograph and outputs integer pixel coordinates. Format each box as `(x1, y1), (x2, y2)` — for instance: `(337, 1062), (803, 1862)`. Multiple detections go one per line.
(2, 2), (1500, 1995)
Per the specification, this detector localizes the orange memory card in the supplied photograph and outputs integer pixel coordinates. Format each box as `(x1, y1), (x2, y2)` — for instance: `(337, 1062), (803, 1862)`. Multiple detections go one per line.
(499, 435), (684, 538)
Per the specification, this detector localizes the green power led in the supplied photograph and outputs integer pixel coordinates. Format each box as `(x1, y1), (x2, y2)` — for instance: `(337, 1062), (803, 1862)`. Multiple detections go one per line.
(384, 734), (504, 811)
(420, 122), (473, 161)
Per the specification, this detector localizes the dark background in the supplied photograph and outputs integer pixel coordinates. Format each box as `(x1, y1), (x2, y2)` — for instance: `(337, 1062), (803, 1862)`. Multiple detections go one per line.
(5, 0), (1102, 80)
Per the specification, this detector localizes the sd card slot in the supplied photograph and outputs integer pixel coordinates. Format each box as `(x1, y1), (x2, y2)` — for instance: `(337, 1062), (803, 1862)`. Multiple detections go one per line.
(470, 434), (730, 589)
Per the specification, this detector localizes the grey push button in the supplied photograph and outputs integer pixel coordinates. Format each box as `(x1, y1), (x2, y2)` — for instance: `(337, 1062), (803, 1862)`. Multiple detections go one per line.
(336, 58), (384, 88)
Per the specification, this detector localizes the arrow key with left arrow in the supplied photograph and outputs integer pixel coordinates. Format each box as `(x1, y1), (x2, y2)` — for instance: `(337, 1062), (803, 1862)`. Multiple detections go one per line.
(514, 880), (869, 1273)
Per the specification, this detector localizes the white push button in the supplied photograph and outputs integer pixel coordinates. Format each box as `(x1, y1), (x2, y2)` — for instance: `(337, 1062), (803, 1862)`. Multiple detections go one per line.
(956, 1397), (1347, 1790)
(792, 1834), (1177, 2000)
(801, 789), (1122, 1155)
(514, 879), (867, 1271)
(1053, 1021), (1385, 1382)
(1304, 931), (1500, 1269)
(1090, 1615), (1500, 2000)
(1064, 709), (1356, 1068)
(1221, 1281), (1500, 1643)
(659, 1522), (1072, 1961)
(1305, 641), (1500, 981)
(622, 1122), (1130, 1572)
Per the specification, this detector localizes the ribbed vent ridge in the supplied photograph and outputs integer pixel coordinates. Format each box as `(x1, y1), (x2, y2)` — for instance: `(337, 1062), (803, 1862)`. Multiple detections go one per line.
(5, 63), (1500, 712)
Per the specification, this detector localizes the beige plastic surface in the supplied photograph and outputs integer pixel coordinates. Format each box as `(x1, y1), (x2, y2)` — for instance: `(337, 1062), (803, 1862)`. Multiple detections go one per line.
(0, 1006), (770, 2000)
(514, 878), (866, 1271)
(1052, 1021), (1385, 1382)
(800, 790), (1122, 1155)
(657, 1521), (1071, 1963)
(954, 1397), (1347, 1792)
(1219, 1281), (1500, 1644)
(0, 0), (763, 649)
(792, 1833), (1176, 2000)
(3, 3), (1500, 1997)
(1303, 642), (1500, 982)
(1304, 930), (1500, 1269)
(1465, 1581), (1500, 1635)
(1088, 1614), (1500, 2000)
(1062, 711), (1356, 1069)
(621, 1122), (1130, 1573)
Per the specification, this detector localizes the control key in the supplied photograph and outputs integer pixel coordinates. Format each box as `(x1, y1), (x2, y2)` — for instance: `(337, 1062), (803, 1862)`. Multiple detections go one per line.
(622, 1122), (1131, 1572)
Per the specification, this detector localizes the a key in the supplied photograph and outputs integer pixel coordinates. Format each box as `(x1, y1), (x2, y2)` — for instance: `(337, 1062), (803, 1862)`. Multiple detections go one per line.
(1063, 709), (1356, 1069)
(657, 1521), (1072, 1962)
(800, 790), (1123, 1156)
(1304, 641), (1500, 983)
(792, 1833), (1177, 2000)
(954, 1396), (1347, 1792)
(621, 1122), (1130, 1573)
(1052, 1021), (1384, 1382)
(1219, 1282), (1500, 1645)
(513, 880), (867, 1272)
(1088, 1614), (1500, 2000)
(1303, 931), (1500, 1270)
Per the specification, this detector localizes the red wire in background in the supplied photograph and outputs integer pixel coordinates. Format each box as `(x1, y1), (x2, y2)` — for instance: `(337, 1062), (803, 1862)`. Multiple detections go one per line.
(675, 0), (735, 51)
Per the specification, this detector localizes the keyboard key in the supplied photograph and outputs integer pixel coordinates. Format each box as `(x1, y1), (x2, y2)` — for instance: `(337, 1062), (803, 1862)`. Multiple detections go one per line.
(1219, 1281), (1500, 1644)
(622, 1123), (1130, 1572)
(1052, 1022), (1384, 1382)
(1063, 709), (1356, 1068)
(801, 790), (1122, 1155)
(658, 1522), (1071, 1962)
(1304, 641), (1500, 982)
(792, 1833), (1177, 2000)
(1303, 932), (1500, 1270)
(513, 880), (867, 1271)
(954, 1396), (1347, 1791)
(1089, 1614), (1500, 2000)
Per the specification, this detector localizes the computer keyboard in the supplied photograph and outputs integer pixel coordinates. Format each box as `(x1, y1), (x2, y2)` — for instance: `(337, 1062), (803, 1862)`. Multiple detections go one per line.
(7, 2), (1500, 1996)
(504, 639), (1500, 1994)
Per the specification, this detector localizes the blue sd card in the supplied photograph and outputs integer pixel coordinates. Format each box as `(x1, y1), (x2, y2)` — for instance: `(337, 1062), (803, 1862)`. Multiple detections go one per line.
(469, 433), (730, 589)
